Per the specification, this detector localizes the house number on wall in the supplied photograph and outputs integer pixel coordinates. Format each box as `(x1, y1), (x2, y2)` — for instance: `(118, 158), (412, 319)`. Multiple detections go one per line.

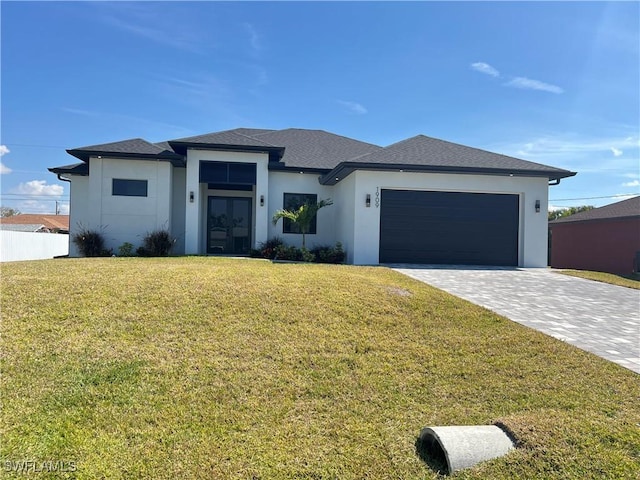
(375, 187), (380, 208)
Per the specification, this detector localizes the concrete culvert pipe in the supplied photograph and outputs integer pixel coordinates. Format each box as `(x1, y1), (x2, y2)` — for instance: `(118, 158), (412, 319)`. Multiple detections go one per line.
(418, 425), (515, 474)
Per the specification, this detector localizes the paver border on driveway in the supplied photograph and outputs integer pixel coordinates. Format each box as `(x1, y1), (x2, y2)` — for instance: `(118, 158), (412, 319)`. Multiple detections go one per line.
(390, 265), (640, 374)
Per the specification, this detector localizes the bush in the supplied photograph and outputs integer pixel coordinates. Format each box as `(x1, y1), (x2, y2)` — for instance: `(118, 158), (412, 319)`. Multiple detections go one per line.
(273, 244), (302, 261)
(137, 229), (174, 257)
(72, 228), (110, 257)
(253, 237), (285, 259)
(310, 242), (345, 264)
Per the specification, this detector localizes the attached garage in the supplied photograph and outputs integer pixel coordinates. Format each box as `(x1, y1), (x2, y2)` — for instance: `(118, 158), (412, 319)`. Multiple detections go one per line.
(379, 189), (520, 266)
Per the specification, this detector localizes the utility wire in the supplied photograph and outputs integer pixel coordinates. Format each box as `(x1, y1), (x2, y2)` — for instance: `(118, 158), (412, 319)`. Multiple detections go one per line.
(550, 193), (639, 201)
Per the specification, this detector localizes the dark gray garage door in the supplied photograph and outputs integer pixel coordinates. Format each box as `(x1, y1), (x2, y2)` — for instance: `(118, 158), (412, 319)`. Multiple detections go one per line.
(379, 190), (519, 266)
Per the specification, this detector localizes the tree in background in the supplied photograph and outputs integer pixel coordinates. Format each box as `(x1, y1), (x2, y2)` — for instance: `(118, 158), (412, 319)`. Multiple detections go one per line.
(548, 205), (594, 221)
(0, 207), (21, 218)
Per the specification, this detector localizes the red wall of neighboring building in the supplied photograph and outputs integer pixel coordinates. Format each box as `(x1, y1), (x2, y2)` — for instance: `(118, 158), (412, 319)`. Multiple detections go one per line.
(550, 218), (640, 274)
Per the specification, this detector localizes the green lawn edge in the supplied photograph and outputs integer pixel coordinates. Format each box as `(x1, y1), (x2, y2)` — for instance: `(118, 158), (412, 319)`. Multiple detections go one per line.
(2, 257), (639, 479)
(555, 269), (640, 290)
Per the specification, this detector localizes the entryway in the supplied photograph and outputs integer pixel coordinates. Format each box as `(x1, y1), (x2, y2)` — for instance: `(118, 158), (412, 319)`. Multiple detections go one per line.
(207, 196), (252, 254)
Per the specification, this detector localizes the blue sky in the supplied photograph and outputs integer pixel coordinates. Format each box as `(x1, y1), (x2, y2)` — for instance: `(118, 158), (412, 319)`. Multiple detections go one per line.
(1, 1), (638, 214)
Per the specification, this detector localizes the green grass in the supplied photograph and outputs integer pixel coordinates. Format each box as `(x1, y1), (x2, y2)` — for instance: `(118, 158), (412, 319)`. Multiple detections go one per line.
(556, 269), (640, 290)
(1, 257), (638, 479)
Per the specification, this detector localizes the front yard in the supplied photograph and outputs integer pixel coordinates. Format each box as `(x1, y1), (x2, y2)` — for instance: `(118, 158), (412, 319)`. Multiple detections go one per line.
(1, 258), (638, 479)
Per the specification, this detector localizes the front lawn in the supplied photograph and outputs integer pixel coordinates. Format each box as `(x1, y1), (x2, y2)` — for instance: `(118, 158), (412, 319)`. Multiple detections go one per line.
(556, 269), (640, 290)
(1, 258), (638, 479)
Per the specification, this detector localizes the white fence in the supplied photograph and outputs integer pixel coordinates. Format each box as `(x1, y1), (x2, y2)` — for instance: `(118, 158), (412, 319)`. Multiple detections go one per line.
(0, 231), (69, 262)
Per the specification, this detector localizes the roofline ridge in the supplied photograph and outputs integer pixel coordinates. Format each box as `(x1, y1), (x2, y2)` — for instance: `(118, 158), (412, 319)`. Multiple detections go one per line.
(229, 130), (280, 148)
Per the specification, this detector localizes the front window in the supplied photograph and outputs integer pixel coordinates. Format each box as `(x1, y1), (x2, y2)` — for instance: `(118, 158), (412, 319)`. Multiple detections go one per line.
(112, 179), (148, 197)
(282, 193), (317, 234)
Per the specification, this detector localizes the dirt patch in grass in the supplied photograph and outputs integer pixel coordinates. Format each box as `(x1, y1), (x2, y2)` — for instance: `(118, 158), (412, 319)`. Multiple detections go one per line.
(2, 258), (639, 479)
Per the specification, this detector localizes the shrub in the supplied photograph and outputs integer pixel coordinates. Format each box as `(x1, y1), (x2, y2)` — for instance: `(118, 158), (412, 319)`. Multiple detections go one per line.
(72, 228), (109, 257)
(273, 244), (301, 261)
(255, 237), (285, 259)
(300, 247), (316, 263)
(118, 242), (135, 257)
(137, 229), (174, 257)
(310, 242), (345, 264)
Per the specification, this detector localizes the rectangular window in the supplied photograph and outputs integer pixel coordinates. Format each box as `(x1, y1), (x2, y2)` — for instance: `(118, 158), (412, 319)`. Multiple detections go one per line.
(282, 193), (317, 234)
(112, 179), (148, 197)
(199, 162), (256, 185)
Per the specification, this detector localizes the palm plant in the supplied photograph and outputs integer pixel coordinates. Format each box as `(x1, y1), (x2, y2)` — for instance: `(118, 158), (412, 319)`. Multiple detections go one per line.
(272, 198), (333, 248)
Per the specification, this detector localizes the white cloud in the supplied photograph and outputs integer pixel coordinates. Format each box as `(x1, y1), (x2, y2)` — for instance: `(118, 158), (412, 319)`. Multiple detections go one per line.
(13, 180), (64, 197)
(0, 145), (11, 174)
(243, 23), (262, 52)
(95, 3), (210, 53)
(505, 77), (564, 94)
(487, 131), (640, 174)
(610, 147), (623, 157)
(470, 62), (500, 77)
(622, 179), (640, 187)
(338, 100), (368, 115)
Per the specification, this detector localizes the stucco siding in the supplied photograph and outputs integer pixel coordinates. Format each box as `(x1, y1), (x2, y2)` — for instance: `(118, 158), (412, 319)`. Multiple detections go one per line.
(171, 167), (187, 254)
(267, 171), (336, 248)
(68, 175), (90, 256)
(350, 170), (550, 267)
(332, 173), (357, 264)
(72, 157), (173, 255)
(184, 149), (269, 254)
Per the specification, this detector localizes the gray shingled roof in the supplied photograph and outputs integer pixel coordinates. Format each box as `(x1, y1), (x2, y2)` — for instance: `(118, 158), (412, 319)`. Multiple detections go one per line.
(48, 162), (89, 175)
(72, 138), (167, 155)
(170, 129), (278, 148)
(348, 134), (573, 176)
(67, 138), (183, 164)
(58, 128), (576, 181)
(250, 128), (382, 169)
(550, 196), (640, 224)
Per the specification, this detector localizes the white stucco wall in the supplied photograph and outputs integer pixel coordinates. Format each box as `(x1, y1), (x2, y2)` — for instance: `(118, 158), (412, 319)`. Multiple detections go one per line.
(67, 175), (90, 257)
(267, 171), (336, 249)
(171, 167), (187, 254)
(347, 170), (550, 267)
(75, 157), (173, 254)
(332, 173), (357, 263)
(184, 149), (269, 254)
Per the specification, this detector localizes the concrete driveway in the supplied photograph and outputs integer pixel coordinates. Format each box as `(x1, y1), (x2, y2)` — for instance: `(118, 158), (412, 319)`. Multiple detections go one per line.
(390, 265), (640, 374)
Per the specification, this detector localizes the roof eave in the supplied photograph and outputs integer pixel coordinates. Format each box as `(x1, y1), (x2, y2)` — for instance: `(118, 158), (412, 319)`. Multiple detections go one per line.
(169, 141), (285, 158)
(319, 162), (577, 185)
(66, 149), (185, 166)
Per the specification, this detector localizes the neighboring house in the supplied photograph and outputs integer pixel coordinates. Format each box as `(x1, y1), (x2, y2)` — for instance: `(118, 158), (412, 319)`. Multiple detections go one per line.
(0, 215), (70, 262)
(0, 224), (49, 233)
(0, 214), (70, 233)
(49, 128), (575, 266)
(549, 196), (640, 274)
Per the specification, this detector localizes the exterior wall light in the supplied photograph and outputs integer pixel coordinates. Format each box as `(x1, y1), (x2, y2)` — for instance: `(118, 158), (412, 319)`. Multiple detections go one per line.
(189, 191), (195, 203)
(535, 200), (540, 213)
(366, 194), (371, 207)
(260, 195), (265, 206)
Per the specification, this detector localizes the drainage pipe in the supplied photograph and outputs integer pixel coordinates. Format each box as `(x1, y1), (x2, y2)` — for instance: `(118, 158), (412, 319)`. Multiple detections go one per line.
(419, 425), (515, 474)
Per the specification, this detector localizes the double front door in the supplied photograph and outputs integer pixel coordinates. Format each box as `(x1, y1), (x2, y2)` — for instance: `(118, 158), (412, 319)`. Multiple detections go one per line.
(207, 197), (252, 254)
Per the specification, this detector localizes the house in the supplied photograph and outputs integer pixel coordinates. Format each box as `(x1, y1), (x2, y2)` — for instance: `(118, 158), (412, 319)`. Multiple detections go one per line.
(49, 128), (575, 266)
(0, 215), (70, 262)
(549, 196), (640, 274)
(0, 214), (70, 233)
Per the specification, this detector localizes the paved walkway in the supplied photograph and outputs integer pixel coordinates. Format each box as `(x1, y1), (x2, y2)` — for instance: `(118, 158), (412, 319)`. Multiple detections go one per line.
(390, 265), (640, 374)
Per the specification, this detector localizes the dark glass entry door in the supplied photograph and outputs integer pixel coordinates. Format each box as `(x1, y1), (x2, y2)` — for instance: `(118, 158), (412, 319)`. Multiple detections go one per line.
(207, 197), (252, 254)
